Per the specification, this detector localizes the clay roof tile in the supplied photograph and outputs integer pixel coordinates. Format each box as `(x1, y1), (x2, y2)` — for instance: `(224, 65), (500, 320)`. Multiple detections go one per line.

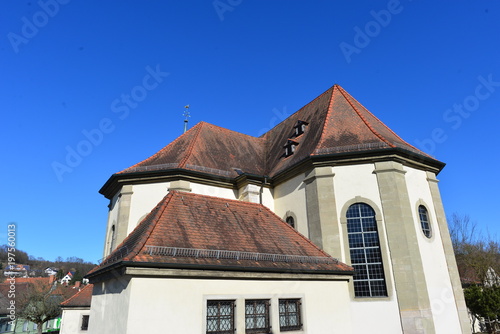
(88, 191), (353, 276)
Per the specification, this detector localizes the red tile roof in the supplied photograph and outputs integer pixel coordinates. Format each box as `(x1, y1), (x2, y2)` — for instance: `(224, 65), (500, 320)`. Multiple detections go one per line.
(60, 284), (93, 308)
(0, 277), (79, 314)
(87, 191), (353, 277)
(11, 277), (52, 285)
(108, 84), (441, 186)
(120, 122), (266, 177)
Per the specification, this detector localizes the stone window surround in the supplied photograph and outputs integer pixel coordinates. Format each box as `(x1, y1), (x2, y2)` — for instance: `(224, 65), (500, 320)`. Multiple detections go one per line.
(339, 196), (395, 301)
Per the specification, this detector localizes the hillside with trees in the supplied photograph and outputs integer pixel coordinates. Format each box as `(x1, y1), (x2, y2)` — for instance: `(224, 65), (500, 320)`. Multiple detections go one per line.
(0, 245), (96, 283)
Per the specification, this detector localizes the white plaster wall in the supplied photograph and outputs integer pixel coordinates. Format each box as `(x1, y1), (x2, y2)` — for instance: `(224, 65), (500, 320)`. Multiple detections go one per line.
(332, 164), (384, 262)
(123, 276), (352, 334)
(261, 187), (275, 211)
(87, 278), (131, 334)
(60, 308), (90, 334)
(404, 166), (461, 334)
(190, 182), (237, 200)
(350, 300), (403, 333)
(273, 173), (308, 237)
(333, 164), (403, 334)
(128, 182), (170, 234)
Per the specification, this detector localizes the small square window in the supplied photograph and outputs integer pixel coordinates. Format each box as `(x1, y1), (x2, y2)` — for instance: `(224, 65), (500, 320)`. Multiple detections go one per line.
(279, 299), (302, 331)
(207, 300), (235, 333)
(245, 300), (271, 333)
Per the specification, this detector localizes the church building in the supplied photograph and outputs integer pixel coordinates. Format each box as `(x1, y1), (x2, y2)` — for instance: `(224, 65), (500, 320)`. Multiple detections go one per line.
(85, 84), (471, 333)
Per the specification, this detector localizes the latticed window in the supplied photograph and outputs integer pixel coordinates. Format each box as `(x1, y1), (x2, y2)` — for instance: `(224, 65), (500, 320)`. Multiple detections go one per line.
(418, 205), (432, 238)
(81, 315), (89, 330)
(207, 300), (235, 333)
(279, 299), (302, 331)
(245, 300), (271, 333)
(347, 203), (388, 297)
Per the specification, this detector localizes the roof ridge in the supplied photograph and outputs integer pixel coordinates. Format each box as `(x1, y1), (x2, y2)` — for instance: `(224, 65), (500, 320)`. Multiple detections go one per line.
(337, 86), (395, 148)
(118, 122), (204, 174)
(203, 122), (266, 141)
(338, 86), (430, 156)
(259, 85), (337, 139)
(344, 88), (430, 157)
(314, 85), (337, 150)
(178, 122), (205, 168)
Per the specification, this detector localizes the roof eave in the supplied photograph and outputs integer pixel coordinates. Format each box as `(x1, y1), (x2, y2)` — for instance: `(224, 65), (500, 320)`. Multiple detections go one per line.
(99, 169), (235, 199)
(270, 147), (445, 185)
(86, 260), (353, 283)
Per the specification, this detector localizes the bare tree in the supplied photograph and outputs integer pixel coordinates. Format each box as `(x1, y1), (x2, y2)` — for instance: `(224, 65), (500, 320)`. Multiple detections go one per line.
(17, 280), (62, 334)
(449, 213), (500, 333)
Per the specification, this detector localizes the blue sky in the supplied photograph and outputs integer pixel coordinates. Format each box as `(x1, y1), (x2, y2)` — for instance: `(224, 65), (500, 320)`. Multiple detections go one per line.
(1, 1), (499, 263)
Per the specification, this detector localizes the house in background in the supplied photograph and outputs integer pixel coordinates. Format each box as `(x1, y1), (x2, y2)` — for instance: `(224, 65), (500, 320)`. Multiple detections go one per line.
(0, 277), (85, 334)
(0, 276), (81, 334)
(60, 284), (93, 334)
(60, 272), (74, 285)
(44, 268), (59, 277)
(3, 265), (30, 278)
(86, 84), (471, 333)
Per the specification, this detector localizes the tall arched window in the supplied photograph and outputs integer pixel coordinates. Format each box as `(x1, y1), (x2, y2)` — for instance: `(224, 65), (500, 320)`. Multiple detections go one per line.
(346, 203), (387, 297)
(109, 225), (116, 254)
(418, 205), (432, 238)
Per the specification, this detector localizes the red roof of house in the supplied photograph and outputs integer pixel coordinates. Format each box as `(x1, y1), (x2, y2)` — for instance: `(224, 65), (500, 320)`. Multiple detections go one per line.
(12, 277), (52, 285)
(87, 191), (353, 277)
(0, 277), (78, 314)
(60, 284), (93, 308)
(108, 84), (440, 185)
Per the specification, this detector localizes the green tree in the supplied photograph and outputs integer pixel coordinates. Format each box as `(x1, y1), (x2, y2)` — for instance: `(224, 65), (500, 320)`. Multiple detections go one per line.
(464, 285), (500, 333)
(56, 269), (64, 281)
(450, 213), (500, 333)
(70, 270), (83, 285)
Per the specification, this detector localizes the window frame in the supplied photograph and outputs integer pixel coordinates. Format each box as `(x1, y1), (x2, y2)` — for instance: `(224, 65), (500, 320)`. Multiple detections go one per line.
(245, 299), (271, 334)
(345, 202), (388, 298)
(278, 299), (302, 332)
(206, 300), (236, 334)
(81, 315), (90, 331)
(418, 205), (432, 238)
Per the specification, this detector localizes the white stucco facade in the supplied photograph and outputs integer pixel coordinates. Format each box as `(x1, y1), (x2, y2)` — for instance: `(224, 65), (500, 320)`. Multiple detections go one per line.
(60, 308), (90, 334)
(89, 275), (353, 334)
